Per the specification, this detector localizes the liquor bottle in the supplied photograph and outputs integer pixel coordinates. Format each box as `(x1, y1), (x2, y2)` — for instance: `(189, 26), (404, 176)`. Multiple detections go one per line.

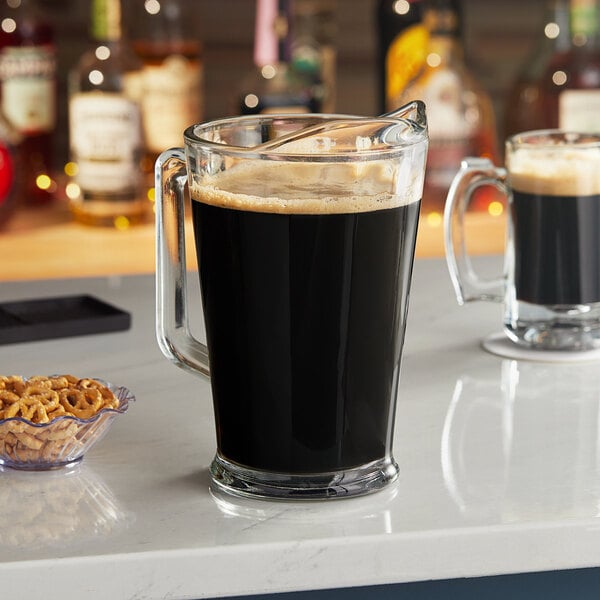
(238, 0), (323, 115)
(130, 0), (203, 174)
(394, 0), (499, 215)
(505, 0), (570, 136)
(0, 0), (56, 205)
(290, 0), (336, 112)
(376, 0), (428, 114)
(0, 108), (19, 227)
(68, 0), (145, 228)
(542, 0), (600, 130)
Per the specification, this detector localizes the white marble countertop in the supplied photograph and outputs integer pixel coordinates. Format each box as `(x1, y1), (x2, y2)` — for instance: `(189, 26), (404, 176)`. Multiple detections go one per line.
(2, 256), (600, 600)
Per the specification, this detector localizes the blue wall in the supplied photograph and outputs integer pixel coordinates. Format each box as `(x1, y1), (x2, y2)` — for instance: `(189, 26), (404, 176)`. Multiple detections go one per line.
(222, 568), (600, 599)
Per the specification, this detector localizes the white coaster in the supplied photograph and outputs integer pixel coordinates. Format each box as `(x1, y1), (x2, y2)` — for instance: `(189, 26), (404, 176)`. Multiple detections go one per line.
(482, 332), (600, 363)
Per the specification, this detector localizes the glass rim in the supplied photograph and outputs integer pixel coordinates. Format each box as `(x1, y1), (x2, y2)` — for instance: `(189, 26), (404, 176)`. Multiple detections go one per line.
(183, 113), (428, 161)
(507, 129), (600, 149)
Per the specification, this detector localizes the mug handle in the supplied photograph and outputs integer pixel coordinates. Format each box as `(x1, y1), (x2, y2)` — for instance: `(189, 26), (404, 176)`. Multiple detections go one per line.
(443, 157), (508, 304)
(155, 148), (210, 378)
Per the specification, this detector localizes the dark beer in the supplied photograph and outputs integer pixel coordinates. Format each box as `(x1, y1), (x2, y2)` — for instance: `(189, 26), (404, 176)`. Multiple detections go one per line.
(191, 163), (420, 474)
(510, 169), (600, 306)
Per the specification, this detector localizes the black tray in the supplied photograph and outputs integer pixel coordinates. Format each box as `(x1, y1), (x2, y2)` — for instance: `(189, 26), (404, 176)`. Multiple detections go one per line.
(0, 294), (131, 345)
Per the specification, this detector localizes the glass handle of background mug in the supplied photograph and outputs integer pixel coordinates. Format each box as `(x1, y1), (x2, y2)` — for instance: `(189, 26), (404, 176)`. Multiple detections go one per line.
(155, 148), (210, 378)
(444, 157), (507, 304)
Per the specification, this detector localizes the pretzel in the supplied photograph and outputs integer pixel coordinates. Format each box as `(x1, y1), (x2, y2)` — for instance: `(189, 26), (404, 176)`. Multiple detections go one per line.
(59, 388), (104, 420)
(0, 390), (19, 404)
(0, 376), (26, 396)
(79, 379), (119, 407)
(29, 375), (79, 390)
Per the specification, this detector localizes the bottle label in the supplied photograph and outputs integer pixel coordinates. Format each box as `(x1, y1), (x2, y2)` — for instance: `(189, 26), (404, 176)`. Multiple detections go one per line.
(386, 24), (428, 110)
(428, 137), (477, 189)
(70, 92), (141, 192)
(559, 90), (600, 131)
(0, 143), (14, 206)
(141, 55), (203, 152)
(0, 46), (56, 133)
(406, 70), (484, 210)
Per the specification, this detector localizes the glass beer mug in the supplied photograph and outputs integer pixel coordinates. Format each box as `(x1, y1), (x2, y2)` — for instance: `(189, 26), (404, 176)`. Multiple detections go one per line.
(155, 105), (428, 499)
(445, 130), (600, 352)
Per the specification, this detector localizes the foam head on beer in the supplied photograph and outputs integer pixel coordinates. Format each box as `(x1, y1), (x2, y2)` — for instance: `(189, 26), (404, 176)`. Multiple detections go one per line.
(191, 115), (427, 214)
(508, 144), (600, 197)
(193, 157), (425, 215)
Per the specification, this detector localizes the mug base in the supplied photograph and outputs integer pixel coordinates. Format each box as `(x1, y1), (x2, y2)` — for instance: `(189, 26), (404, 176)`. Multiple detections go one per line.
(483, 332), (600, 363)
(209, 454), (399, 500)
(504, 300), (600, 352)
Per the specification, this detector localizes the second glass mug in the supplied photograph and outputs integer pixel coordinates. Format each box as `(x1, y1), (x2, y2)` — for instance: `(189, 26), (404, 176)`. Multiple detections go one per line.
(155, 105), (428, 499)
(445, 130), (600, 351)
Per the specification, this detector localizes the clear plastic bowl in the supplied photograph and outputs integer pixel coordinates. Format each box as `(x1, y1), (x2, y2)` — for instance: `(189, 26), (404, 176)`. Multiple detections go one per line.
(0, 381), (134, 471)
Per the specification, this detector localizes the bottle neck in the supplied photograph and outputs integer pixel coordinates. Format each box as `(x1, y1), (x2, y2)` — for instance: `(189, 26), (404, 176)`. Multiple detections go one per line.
(149, 0), (185, 42)
(423, 3), (463, 65)
(92, 0), (123, 43)
(549, 0), (572, 52)
(254, 0), (292, 67)
(570, 0), (600, 48)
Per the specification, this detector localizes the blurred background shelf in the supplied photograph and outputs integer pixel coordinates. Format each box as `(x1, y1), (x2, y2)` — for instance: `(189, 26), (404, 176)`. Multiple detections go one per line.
(0, 203), (505, 281)
(0, 0), (553, 280)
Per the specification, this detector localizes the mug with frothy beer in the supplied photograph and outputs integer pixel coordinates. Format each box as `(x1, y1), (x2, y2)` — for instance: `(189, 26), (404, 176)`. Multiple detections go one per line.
(445, 130), (600, 351)
(155, 107), (428, 499)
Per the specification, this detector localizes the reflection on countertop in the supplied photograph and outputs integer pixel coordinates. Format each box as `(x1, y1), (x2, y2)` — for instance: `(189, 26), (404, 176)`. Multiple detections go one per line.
(210, 482), (397, 541)
(0, 464), (133, 550)
(442, 358), (600, 522)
